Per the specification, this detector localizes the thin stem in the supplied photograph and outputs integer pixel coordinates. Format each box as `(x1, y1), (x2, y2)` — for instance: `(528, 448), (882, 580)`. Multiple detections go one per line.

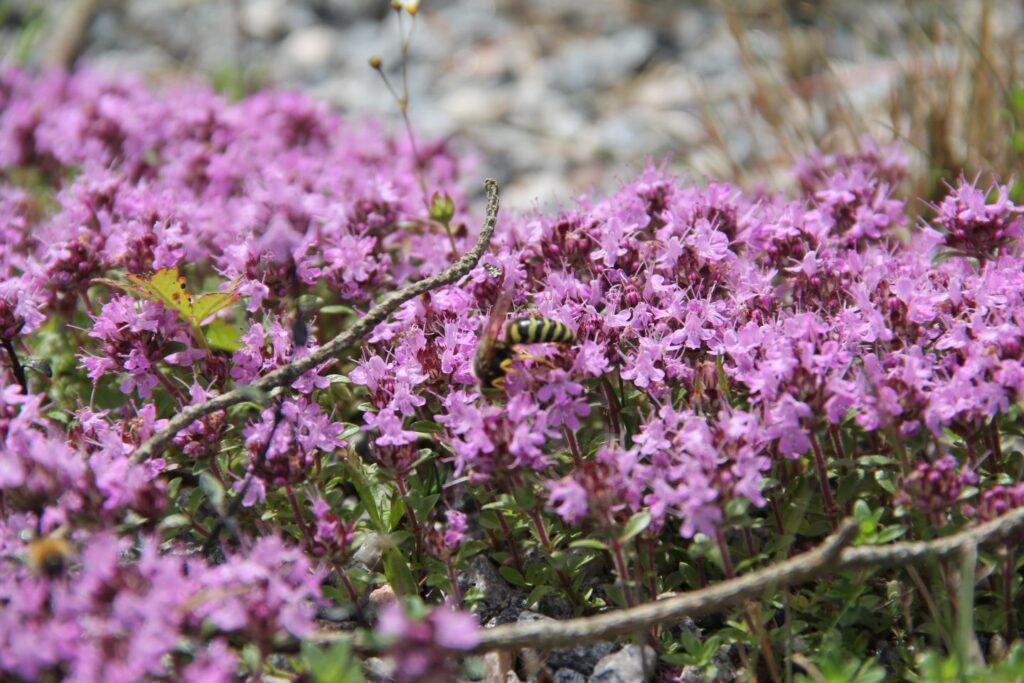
(80, 289), (97, 316)
(1004, 544), (1016, 641)
(715, 528), (736, 579)
(608, 537), (637, 607)
(770, 498), (785, 537)
(2, 339), (27, 394)
(527, 505), (582, 607)
(742, 527), (756, 558)
(600, 377), (622, 441)
(496, 511), (525, 576)
(445, 556), (463, 607)
(746, 602), (782, 683)
(526, 506), (550, 548)
(209, 454), (226, 487)
(285, 485), (315, 548)
(153, 365), (187, 405)
(990, 420), (1003, 474)
(884, 424), (911, 476)
(809, 431), (837, 529)
(333, 560), (365, 619)
(905, 564), (954, 652)
(563, 426), (583, 466)
(394, 475), (422, 557)
(642, 536), (657, 603)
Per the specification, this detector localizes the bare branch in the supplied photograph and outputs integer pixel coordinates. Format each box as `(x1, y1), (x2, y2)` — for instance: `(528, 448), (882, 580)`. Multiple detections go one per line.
(470, 519), (859, 653)
(453, 508), (1024, 654)
(130, 178), (500, 463)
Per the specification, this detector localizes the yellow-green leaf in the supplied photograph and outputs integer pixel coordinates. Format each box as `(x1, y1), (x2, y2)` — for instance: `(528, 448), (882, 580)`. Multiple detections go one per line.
(204, 319), (244, 352)
(190, 291), (239, 325)
(96, 267), (241, 330)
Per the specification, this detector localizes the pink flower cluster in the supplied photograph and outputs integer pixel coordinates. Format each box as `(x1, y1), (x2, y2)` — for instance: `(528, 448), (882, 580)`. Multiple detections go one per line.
(0, 531), (318, 682)
(1, 65), (1023, 679)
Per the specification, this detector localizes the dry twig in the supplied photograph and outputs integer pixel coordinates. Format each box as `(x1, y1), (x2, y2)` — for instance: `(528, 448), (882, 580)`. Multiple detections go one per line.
(451, 508), (1024, 654)
(308, 507), (1024, 654)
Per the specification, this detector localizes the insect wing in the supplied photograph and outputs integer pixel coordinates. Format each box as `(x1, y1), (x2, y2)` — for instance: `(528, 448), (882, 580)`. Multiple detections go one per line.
(474, 288), (513, 380)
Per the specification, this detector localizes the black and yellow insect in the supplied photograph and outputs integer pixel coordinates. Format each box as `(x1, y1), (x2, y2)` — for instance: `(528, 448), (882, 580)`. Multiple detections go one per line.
(26, 535), (74, 578)
(473, 290), (576, 391)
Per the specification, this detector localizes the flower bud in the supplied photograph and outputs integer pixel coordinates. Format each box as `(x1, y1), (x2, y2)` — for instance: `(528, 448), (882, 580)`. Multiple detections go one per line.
(429, 192), (455, 225)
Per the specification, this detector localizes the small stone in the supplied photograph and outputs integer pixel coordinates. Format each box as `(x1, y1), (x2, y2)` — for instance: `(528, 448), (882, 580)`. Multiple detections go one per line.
(241, 0), (287, 41)
(464, 556), (517, 623)
(589, 645), (658, 683)
(281, 25), (337, 70)
(553, 669), (588, 683)
(545, 26), (657, 92)
(367, 583), (396, 608)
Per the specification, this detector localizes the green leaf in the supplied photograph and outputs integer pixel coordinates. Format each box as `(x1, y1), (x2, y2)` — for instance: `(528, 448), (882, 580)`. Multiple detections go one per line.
(388, 491), (407, 532)
(302, 639), (366, 683)
(499, 565), (527, 587)
(525, 583), (554, 608)
(158, 514), (190, 530)
(410, 420), (445, 434)
(204, 319), (244, 352)
(619, 511), (651, 543)
(320, 304), (356, 315)
(407, 493), (439, 522)
(95, 267), (242, 343)
(569, 539), (609, 551)
(351, 476), (384, 532)
(190, 290), (239, 325)
(199, 472), (225, 512)
(382, 549), (418, 596)
(513, 485), (536, 511)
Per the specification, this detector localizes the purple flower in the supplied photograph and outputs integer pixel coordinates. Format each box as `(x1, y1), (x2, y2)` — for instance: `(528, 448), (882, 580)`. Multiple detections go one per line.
(547, 477), (589, 525)
(378, 603), (480, 682)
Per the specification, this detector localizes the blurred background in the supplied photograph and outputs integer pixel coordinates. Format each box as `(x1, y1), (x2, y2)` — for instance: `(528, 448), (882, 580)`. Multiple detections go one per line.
(2, 0), (1022, 208)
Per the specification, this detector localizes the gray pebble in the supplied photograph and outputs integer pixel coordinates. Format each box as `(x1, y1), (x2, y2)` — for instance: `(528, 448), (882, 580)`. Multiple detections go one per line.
(588, 645), (657, 683)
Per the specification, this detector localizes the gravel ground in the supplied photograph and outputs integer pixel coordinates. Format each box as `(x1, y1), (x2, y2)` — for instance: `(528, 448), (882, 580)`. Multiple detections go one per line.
(5, 0), (1024, 206)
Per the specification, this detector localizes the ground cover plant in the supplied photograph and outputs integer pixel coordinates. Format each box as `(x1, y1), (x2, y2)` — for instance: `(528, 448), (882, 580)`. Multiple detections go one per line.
(2, 56), (1024, 683)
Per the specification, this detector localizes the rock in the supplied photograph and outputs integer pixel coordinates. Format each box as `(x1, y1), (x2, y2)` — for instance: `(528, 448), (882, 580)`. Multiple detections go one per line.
(367, 583), (397, 609)
(86, 47), (175, 76)
(280, 25), (337, 70)
(363, 657), (392, 683)
(547, 639), (616, 676)
(316, 0), (388, 23)
(464, 556), (518, 624)
(510, 611), (615, 676)
(588, 645), (657, 683)
(545, 26), (657, 92)
(553, 669), (588, 683)
(481, 650), (515, 682)
(240, 0), (288, 41)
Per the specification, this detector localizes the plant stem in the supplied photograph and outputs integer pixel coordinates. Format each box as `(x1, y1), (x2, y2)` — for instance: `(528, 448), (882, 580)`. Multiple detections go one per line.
(715, 528), (736, 579)
(496, 511), (525, 575)
(394, 475), (422, 557)
(445, 556), (463, 607)
(563, 427), (583, 466)
(285, 484), (315, 548)
(1004, 544), (1016, 641)
(600, 377), (622, 441)
(608, 536), (637, 607)
(2, 338), (27, 394)
(809, 432), (837, 529)
(527, 506), (582, 607)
